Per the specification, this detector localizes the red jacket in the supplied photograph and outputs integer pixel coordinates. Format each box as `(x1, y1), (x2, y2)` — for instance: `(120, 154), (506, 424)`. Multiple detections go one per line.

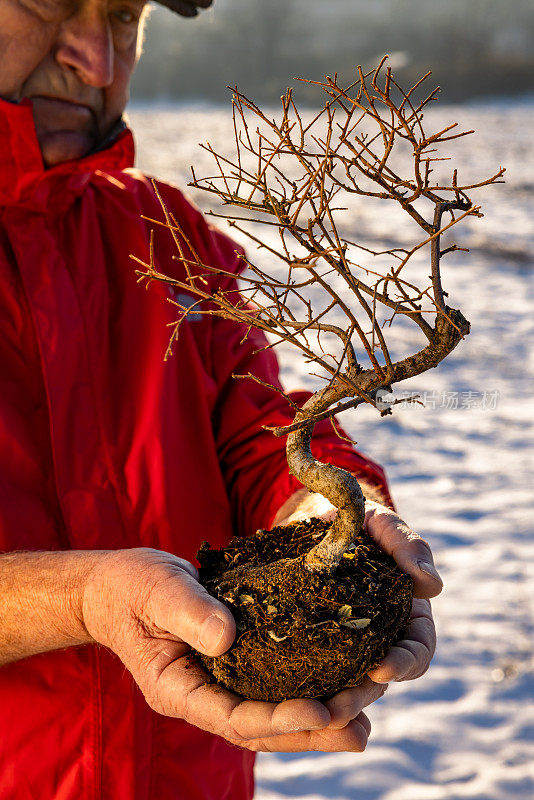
(0, 97), (391, 799)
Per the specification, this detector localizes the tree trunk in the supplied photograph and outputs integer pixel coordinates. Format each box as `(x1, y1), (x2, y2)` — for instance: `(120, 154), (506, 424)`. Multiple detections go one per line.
(286, 387), (365, 573)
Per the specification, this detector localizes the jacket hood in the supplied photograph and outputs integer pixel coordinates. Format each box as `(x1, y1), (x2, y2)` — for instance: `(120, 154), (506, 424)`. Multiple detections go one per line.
(0, 97), (135, 208)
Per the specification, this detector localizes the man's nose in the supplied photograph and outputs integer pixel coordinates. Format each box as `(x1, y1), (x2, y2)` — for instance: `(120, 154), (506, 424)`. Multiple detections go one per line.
(55, 8), (114, 88)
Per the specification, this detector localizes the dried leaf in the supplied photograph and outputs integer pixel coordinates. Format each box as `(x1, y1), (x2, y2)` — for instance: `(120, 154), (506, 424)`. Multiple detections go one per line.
(267, 630), (288, 642)
(263, 595), (277, 605)
(266, 605), (278, 615)
(342, 618), (371, 630)
(238, 594), (255, 606)
(337, 604), (353, 622)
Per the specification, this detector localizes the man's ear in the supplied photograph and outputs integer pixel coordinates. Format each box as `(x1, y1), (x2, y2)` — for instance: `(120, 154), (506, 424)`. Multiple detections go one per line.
(136, 5), (153, 60)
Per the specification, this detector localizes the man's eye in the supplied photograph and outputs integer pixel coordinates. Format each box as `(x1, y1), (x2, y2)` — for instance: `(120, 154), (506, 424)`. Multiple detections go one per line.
(113, 8), (137, 24)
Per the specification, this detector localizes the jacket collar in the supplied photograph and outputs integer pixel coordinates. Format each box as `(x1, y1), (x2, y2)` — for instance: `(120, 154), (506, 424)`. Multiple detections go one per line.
(0, 97), (135, 208)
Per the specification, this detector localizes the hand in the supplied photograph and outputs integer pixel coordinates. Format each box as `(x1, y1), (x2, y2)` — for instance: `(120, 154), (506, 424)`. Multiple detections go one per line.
(81, 547), (379, 752)
(282, 494), (441, 684)
(362, 501), (440, 683)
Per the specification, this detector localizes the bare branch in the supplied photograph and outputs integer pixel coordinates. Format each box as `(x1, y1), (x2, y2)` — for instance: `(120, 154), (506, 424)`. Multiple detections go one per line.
(142, 59), (502, 572)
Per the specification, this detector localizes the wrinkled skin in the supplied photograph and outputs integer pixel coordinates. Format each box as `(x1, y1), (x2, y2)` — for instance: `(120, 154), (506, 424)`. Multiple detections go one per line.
(0, 0), (148, 165)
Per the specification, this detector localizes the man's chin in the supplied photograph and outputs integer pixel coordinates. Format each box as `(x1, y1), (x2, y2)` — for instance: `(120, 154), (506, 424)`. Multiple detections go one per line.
(38, 130), (96, 168)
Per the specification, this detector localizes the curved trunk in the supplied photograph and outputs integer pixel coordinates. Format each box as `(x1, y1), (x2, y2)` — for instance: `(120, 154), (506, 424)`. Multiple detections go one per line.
(286, 387), (365, 573)
(284, 306), (470, 573)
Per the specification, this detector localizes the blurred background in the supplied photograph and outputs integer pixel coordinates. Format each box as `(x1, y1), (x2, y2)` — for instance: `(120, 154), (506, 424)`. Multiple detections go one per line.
(132, 0), (534, 104)
(130, 2), (534, 799)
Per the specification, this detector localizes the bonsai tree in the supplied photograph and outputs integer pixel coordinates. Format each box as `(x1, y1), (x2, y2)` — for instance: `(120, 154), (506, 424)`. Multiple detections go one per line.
(134, 59), (503, 701)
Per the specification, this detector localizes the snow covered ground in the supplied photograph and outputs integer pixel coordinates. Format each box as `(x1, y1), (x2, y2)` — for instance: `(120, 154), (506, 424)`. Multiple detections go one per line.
(129, 96), (534, 800)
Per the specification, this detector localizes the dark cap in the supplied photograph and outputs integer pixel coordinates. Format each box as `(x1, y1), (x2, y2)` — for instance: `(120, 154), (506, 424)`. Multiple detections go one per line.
(156, 0), (213, 16)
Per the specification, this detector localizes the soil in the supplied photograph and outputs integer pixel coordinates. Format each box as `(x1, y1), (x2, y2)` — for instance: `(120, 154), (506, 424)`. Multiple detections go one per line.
(196, 518), (413, 702)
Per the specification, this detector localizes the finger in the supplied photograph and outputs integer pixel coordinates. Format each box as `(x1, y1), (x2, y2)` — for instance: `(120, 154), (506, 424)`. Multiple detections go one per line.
(146, 566), (236, 656)
(174, 557), (199, 581)
(148, 655), (328, 743)
(367, 643), (426, 683)
(229, 698), (330, 740)
(324, 677), (387, 729)
(250, 712), (371, 753)
(364, 502), (443, 598)
(358, 710), (372, 737)
(301, 713), (371, 752)
(368, 606), (436, 683)
(147, 653), (243, 734)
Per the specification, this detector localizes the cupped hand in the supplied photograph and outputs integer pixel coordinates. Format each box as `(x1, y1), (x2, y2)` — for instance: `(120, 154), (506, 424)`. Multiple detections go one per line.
(367, 597), (435, 683)
(362, 501), (439, 683)
(81, 548), (380, 752)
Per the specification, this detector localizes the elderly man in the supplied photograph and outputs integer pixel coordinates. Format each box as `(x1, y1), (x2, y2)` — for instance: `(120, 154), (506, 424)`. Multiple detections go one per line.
(0, 1), (442, 798)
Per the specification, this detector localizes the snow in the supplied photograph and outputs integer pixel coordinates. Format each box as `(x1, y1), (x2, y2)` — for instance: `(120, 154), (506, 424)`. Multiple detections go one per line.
(129, 97), (534, 800)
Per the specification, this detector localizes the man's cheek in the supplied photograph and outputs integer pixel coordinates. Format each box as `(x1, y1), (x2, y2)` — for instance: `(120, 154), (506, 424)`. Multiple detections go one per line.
(0, 36), (49, 101)
(0, 40), (25, 99)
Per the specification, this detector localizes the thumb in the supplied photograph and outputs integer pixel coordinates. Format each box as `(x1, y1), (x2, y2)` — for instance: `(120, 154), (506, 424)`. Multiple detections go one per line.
(364, 503), (443, 599)
(146, 563), (236, 656)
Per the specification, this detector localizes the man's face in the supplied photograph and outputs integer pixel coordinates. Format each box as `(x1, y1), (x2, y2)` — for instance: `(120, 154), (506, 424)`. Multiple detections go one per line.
(0, 0), (148, 166)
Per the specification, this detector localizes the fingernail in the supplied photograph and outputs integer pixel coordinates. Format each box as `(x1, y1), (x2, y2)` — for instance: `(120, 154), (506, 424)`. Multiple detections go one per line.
(199, 614), (225, 650)
(417, 560), (442, 584)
